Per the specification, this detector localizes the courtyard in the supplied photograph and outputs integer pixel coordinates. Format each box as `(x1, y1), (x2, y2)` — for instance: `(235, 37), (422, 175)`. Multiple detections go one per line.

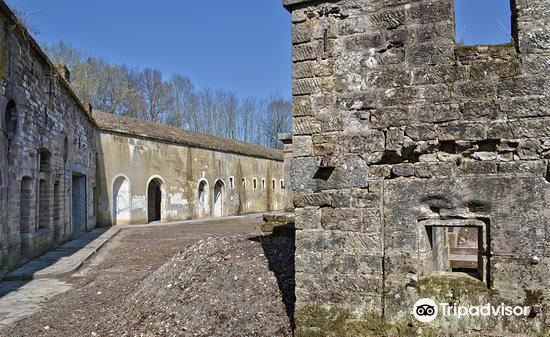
(0, 215), (294, 337)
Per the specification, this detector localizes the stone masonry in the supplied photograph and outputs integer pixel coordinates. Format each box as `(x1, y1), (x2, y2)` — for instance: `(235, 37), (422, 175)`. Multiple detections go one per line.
(283, 0), (549, 335)
(0, 1), (97, 276)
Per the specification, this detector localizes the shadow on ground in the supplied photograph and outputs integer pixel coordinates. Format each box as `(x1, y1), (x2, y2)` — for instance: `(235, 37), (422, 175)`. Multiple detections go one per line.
(249, 226), (296, 330)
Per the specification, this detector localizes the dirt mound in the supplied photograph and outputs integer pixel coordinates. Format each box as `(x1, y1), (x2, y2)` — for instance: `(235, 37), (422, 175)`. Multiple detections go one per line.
(106, 233), (294, 337)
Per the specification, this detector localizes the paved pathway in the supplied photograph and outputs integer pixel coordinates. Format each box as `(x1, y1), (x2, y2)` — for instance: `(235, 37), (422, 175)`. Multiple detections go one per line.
(0, 214), (264, 334)
(4, 228), (119, 281)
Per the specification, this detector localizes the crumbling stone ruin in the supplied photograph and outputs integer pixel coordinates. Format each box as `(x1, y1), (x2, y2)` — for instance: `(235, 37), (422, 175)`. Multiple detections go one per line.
(0, 1), (284, 277)
(283, 0), (548, 335)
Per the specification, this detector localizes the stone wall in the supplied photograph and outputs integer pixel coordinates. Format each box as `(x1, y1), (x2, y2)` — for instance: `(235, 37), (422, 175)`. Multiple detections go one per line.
(283, 0), (549, 335)
(0, 2), (98, 276)
(96, 130), (285, 226)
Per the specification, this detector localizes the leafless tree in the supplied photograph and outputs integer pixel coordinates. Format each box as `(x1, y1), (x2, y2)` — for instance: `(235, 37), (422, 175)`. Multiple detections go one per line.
(45, 40), (291, 148)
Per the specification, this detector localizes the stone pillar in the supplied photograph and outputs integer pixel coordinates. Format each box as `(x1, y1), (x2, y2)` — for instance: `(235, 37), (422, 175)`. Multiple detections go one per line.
(283, 0), (549, 335)
(278, 132), (293, 212)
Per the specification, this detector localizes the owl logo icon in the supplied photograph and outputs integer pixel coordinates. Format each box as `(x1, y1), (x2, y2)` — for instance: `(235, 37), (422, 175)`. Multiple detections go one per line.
(413, 298), (438, 323)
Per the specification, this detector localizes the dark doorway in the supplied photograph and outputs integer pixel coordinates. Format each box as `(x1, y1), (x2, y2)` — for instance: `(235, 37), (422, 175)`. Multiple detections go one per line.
(72, 174), (87, 237)
(147, 178), (162, 223)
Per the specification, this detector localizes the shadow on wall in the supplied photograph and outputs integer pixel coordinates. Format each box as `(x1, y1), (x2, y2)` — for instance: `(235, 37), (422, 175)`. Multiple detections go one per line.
(249, 227), (296, 330)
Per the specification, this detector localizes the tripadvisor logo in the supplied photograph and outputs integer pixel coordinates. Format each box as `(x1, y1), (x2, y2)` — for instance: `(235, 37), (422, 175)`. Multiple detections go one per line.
(412, 298), (530, 323)
(413, 298), (438, 322)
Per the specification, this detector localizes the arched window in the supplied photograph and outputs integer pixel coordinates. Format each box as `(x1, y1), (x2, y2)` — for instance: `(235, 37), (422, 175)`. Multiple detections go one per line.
(213, 180), (225, 218)
(4, 100), (17, 142)
(197, 180), (209, 218)
(20, 176), (33, 234)
(38, 148), (52, 172)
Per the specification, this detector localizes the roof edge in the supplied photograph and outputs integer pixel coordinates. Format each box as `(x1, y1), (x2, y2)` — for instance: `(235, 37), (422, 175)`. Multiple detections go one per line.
(93, 111), (284, 162)
(100, 128), (284, 162)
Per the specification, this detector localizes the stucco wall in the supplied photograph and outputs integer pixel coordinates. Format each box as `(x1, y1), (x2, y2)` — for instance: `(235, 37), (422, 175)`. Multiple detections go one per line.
(0, 8), (97, 275)
(97, 131), (285, 226)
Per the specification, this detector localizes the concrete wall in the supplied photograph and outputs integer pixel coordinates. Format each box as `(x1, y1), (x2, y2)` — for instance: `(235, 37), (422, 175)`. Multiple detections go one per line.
(0, 7), (97, 275)
(96, 131), (285, 226)
(284, 0), (549, 335)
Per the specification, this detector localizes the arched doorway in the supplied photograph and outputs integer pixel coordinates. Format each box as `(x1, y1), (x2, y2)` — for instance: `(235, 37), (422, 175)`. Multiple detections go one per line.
(213, 180), (225, 218)
(147, 178), (163, 223)
(113, 176), (131, 225)
(197, 180), (209, 218)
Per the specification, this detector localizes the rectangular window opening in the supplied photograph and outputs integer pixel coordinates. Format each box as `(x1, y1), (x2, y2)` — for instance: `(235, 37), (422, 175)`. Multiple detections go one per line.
(229, 177), (234, 189)
(262, 179), (266, 190)
(454, 0), (513, 46)
(253, 178), (257, 190)
(425, 224), (488, 284)
(280, 180), (285, 189)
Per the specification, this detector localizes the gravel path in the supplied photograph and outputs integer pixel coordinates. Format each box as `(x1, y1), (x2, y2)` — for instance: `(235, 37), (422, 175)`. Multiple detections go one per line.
(0, 215), (294, 337)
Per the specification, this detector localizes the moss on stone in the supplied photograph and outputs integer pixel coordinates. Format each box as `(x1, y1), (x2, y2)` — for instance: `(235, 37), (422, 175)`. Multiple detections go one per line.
(524, 289), (544, 307)
(294, 303), (388, 337)
(414, 272), (490, 300)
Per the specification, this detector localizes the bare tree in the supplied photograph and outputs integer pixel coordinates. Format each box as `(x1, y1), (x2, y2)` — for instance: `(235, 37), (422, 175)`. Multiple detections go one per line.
(263, 94), (291, 149)
(138, 68), (174, 122)
(45, 40), (292, 148)
(166, 74), (196, 129)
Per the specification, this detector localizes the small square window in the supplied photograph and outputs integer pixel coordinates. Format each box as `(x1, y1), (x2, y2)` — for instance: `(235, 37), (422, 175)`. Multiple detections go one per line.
(454, 0), (512, 46)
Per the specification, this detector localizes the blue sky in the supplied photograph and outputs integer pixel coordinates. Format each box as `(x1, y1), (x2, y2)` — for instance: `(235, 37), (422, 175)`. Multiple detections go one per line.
(6, 1), (511, 100)
(455, 0), (512, 45)
(6, 0), (293, 100)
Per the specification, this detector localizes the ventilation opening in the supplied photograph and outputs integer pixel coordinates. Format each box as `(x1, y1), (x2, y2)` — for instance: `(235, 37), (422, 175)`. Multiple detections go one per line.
(38, 148), (52, 173)
(425, 223), (488, 284)
(454, 0), (513, 46)
(4, 100), (17, 143)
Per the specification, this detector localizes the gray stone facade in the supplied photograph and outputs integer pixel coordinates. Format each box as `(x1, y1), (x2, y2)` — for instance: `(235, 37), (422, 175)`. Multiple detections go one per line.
(0, 2), (98, 275)
(283, 0), (549, 335)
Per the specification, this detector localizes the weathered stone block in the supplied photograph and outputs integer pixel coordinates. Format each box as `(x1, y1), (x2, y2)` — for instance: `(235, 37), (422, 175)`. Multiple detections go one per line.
(293, 136), (314, 157)
(292, 61), (315, 79)
(292, 23), (313, 44)
(292, 42), (321, 62)
(294, 191), (332, 207)
(293, 117), (322, 135)
(295, 207), (322, 230)
(392, 163), (414, 177)
(293, 78), (322, 96)
(435, 123), (486, 141)
(370, 107), (411, 128)
(293, 96), (313, 117)
(458, 161), (498, 175)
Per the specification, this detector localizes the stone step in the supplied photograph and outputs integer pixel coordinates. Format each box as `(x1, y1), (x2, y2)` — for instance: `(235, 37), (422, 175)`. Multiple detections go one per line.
(450, 247), (478, 255)
(450, 253), (478, 269)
